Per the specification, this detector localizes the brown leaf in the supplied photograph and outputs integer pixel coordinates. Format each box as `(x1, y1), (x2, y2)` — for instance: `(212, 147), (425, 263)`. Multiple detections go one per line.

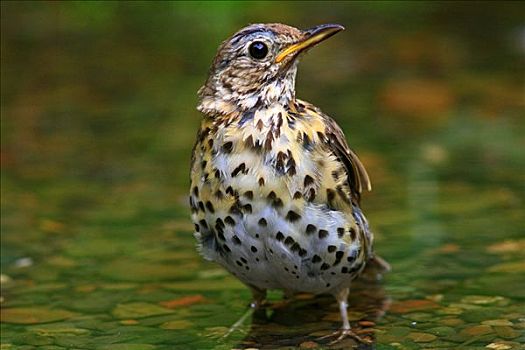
(159, 295), (206, 309)
(390, 299), (439, 313)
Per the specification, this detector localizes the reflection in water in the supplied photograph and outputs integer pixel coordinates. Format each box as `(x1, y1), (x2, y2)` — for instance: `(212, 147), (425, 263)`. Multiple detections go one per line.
(238, 269), (390, 349)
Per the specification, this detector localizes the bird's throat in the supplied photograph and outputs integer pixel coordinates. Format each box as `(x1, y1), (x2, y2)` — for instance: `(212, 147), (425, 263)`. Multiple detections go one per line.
(198, 66), (298, 117)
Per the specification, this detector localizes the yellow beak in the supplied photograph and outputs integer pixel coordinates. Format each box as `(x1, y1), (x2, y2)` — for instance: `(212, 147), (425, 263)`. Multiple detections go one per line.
(275, 24), (345, 63)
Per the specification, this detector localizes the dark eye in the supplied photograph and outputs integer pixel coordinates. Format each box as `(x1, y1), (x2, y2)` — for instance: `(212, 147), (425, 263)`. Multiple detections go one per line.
(249, 41), (269, 60)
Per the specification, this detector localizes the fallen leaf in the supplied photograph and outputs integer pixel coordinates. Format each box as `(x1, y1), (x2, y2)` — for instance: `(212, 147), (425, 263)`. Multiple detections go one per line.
(390, 299), (439, 313)
(159, 295), (206, 309)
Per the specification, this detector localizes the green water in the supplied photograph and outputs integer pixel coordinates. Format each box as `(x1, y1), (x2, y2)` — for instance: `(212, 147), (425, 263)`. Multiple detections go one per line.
(1, 2), (524, 349)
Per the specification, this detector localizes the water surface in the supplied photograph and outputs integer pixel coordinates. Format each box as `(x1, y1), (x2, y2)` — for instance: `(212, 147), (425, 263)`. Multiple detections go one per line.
(1, 2), (524, 349)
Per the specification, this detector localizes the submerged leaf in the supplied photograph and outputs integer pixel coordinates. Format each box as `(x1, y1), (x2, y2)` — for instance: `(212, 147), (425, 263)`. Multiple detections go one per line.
(159, 295), (206, 309)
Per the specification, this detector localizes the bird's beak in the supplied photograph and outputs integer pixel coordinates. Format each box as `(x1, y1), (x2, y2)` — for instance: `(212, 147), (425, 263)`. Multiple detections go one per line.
(275, 24), (345, 63)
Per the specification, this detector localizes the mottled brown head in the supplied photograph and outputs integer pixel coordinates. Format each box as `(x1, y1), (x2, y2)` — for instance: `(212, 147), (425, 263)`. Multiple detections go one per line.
(198, 23), (344, 115)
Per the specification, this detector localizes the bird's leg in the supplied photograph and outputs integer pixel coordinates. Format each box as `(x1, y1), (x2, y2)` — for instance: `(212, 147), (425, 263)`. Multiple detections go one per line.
(318, 288), (372, 345)
(248, 285), (267, 308)
(222, 285), (267, 338)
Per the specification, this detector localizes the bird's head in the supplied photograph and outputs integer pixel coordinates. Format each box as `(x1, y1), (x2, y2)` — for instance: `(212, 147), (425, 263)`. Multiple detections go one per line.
(198, 23), (345, 115)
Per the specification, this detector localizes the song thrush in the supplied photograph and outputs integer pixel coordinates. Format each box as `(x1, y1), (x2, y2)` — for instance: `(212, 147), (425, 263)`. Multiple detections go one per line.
(190, 23), (387, 343)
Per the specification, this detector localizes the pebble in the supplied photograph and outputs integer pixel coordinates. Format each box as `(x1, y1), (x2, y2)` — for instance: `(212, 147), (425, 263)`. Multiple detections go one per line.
(112, 302), (173, 319)
(486, 343), (512, 350)
(0, 307), (75, 324)
(0, 274), (12, 284)
(461, 295), (509, 306)
(487, 239), (525, 254)
(407, 332), (437, 342)
(503, 313), (523, 320)
(427, 326), (456, 336)
(440, 318), (465, 326)
(375, 327), (412, 343)
(436, 306), (464, 315)
(459, 325), (493, 337)
(426, 294), (444, 302)
(160, 320), (193, 330)
(493, 326), (521, 339)
(403, 312), (434, 321)
(14, 257), (33, 268)
(299, 341), (319, 349)
(356, 328), (375, 335)
(482, 319), (514, 327)
(489, 261), (525, 273)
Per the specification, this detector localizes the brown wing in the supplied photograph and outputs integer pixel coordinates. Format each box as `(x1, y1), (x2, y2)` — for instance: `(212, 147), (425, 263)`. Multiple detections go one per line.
(323, 115), (371, 203)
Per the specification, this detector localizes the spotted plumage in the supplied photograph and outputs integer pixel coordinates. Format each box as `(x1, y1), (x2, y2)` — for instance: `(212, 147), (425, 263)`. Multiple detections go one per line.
(190, 23), (388, 343)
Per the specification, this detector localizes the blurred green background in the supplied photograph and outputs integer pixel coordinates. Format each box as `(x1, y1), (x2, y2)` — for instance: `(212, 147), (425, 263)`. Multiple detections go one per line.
(1, 1), (524, 349)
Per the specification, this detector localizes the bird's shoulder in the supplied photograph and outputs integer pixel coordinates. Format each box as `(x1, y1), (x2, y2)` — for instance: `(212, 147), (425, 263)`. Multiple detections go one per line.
(290, 99), (371, 204)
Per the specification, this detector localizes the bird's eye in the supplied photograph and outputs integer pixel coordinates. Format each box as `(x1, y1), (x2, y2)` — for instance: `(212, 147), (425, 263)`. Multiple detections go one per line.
(248, 41), (269, 60)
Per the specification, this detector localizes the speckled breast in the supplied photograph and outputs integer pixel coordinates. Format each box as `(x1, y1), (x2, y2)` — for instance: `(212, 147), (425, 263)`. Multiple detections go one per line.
(190, 103), (368, 294)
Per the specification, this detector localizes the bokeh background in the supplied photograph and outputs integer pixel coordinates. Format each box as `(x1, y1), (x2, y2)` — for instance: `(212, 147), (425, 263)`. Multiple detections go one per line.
(1, 2), (524, 349)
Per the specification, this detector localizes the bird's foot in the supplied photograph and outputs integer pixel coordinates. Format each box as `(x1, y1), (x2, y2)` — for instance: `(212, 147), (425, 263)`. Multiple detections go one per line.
(317, 328), (372, 345)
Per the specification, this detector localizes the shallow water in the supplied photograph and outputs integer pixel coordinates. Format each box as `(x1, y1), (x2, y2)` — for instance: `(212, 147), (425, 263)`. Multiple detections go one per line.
(1, 2), (524, 349)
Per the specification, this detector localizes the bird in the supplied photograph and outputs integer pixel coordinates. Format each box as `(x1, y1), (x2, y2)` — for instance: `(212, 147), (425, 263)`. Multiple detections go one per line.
(190, 23), (388, 344)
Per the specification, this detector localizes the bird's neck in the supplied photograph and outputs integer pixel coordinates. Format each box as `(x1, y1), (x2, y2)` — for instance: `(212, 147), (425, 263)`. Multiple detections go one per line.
(197, 67), (298, 116)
